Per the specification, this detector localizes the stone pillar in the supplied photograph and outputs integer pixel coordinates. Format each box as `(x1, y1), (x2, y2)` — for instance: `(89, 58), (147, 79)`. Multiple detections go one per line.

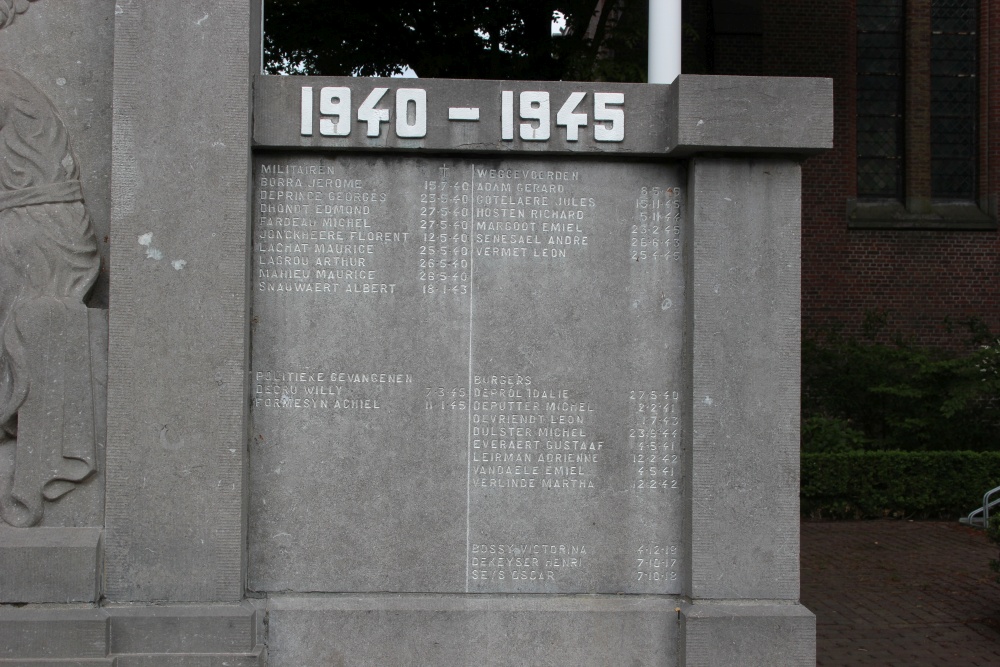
(105, 0), (256, 602)
(664, 75), (830, 665)
(682, 157), (815, 665)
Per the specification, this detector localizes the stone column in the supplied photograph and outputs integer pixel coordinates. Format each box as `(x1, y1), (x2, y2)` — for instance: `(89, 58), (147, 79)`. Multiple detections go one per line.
(682, 157), (815, 665)
(665, 75), (830, 666)
(105, 0), (257, 602)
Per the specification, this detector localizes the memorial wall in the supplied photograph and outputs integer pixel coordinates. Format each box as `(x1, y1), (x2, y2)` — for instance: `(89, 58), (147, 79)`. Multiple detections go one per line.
(0, 4), (831, 665)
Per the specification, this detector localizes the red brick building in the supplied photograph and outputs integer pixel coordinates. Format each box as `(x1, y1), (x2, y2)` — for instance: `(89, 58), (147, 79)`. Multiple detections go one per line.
(685, 0), (1000, 349)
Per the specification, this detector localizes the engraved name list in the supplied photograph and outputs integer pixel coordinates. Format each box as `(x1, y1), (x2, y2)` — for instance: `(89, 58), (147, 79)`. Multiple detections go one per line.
(249, 154), (686, 596)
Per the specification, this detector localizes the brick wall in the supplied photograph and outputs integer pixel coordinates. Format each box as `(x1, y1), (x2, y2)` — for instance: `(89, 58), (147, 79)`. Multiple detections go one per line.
(688, 0), (1000, 350)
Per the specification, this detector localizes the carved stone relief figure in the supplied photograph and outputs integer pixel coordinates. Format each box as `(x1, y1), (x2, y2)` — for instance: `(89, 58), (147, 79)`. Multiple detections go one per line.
(0, 68), (100, 527)
(0, 0), (39, 29)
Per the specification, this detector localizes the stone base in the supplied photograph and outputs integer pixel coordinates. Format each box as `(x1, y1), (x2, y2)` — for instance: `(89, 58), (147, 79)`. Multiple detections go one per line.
(681, 602), (816, 666)
(0, 598), (815, 665)
(0, 603), (264, 666)
(266, 594), (680, 665)
(0, 527), (102, 603)
(0, 607), (107, 662)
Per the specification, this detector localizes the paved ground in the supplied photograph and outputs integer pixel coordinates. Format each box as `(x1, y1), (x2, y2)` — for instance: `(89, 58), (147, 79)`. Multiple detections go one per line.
(801, 520), (1000, 666)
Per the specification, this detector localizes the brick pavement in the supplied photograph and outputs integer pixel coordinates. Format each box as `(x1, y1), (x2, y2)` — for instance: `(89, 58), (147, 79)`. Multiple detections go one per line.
(801, 520), (1000, 666)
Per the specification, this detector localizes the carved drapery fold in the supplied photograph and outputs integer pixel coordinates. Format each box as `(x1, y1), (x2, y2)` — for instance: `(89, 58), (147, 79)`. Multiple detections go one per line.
(0, 0), (39, 30)
(0, 68), (100, 527)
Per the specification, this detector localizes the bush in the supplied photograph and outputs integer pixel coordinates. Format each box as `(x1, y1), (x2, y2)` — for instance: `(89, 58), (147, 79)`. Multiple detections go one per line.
(801, 451), (1000, 519)
(802, 334), (1000, 453)
(989, 516), (1000, 579)
(801, 415), (868, 453)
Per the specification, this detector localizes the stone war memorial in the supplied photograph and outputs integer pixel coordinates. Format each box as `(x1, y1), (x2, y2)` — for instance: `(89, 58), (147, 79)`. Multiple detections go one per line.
(0, 2), (830, 665)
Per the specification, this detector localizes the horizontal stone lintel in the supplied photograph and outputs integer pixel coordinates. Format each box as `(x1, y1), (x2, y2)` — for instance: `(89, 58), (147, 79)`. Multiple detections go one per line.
(670, 75), (833, 156)
(253, 74), (832, 156)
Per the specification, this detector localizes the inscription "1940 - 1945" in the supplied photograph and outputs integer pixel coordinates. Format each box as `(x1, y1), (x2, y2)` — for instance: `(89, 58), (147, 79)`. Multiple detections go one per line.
(300, 86), (625, 143)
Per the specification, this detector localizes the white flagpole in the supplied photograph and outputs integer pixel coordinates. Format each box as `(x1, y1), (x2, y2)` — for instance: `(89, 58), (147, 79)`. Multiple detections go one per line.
(648, 0), (681, 83)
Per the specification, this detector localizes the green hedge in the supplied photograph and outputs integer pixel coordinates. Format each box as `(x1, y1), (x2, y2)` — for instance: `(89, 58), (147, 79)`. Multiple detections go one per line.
(801, 451), (1000, 519)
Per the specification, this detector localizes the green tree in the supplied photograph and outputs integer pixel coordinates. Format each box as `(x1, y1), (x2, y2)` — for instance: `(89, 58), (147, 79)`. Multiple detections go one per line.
(264, 0), (648, 81)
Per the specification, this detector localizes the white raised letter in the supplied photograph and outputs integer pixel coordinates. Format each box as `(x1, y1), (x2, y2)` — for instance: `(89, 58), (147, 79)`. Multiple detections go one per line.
(519, 91), (550, 141)
(300, 86), (313, 136)
(556, 92), (587, 141)
(358, 87), (390, 137)
(501, 90), (514, 141)
(319, 87), (351, 137)
(594, 92), (624, 142)
(396, 88), (427, 138)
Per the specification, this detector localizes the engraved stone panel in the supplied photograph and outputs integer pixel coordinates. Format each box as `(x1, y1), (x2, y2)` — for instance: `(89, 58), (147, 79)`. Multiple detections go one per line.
(249, 154), (686, 594)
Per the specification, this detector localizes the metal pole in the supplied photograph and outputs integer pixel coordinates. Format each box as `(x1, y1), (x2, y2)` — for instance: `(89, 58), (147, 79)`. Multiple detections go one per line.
(648, 0), (681, 83)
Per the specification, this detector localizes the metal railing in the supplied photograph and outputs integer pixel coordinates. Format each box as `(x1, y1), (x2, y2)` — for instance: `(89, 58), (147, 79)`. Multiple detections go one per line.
(961, 484), (1000, 528)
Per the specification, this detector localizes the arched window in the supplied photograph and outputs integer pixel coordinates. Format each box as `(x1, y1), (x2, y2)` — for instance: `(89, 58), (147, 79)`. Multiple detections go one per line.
(931, 0), (978, 200)
(857, 0), (905, 200)
(856, 0), (979, 211)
